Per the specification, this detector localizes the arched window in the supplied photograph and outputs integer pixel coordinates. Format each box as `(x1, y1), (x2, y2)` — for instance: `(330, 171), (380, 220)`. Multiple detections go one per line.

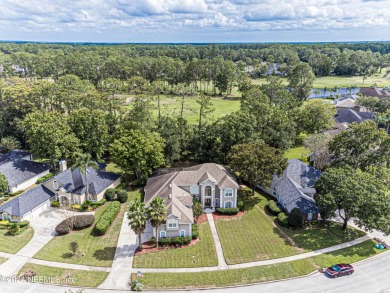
(167, 219), (178, 229)
(224, 201), (233, 208)
(205, 186), (212, 197)
(160, 230), (166, 238)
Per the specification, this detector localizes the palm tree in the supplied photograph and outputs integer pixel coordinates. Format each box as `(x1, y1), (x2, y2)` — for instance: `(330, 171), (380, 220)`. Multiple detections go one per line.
(128, 198), (148, 250)
(72, 153), (98, 200)
(147, 197), (166, 248)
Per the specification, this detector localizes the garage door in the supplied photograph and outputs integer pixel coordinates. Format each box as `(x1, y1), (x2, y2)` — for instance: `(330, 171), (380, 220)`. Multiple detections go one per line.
(25, 200), (50, 220)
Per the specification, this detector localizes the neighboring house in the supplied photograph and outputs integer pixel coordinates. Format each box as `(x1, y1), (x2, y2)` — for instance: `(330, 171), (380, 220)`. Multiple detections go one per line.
(259, 159), (321, 221)
(323, 122), (349, 136)
(143, 163), (239, 240)
(0, 161), (121, 221)
(333, 96), (366, 112)
(334, 108), (374, 125)
(0, 150), (50, 193)
(359, 87), (390, 98)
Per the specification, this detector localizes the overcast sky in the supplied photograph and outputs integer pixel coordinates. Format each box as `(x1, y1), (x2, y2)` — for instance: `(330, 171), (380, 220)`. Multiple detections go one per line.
(0, 0), (389, 43)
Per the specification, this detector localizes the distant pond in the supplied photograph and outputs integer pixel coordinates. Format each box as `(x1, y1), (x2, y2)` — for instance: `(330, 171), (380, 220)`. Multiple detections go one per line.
(309, 87), (360, 99)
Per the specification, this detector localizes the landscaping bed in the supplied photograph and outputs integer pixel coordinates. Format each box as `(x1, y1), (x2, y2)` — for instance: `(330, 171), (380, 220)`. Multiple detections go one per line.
(0, 226), (34, 254)
(212, 211), (245, 221)
(133, 221), (218, 268)
(18, 263), (108, 287)
(135, 237), (200, 256)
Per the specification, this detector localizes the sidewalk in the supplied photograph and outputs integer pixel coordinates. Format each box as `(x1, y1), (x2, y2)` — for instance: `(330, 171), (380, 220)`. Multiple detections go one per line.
(206, 212), (228, 269)
(135, 235), (371, 273)
(98, 212), (138, 290)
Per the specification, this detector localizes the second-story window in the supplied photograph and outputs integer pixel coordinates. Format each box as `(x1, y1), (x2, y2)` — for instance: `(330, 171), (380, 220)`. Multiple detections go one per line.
(167, 219), (178, 229)
(225, 188), (233, 197)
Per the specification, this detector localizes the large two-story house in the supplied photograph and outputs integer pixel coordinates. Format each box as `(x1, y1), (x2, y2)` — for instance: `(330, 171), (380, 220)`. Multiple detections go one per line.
(0, 160), (121, 221)
(143, 163), (239, 239)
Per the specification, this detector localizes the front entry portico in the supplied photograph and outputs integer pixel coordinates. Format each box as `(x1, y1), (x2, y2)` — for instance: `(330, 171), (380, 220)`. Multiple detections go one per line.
(205, 198), (211, 207)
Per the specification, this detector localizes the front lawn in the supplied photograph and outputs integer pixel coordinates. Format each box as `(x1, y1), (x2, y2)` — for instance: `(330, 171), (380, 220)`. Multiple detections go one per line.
(34, 190), (141, 267)
(0, 227), (34, 254)
(138, 240), (382, 289)
(133, 221), (218, 268)
(18, 263), (108, 287)
(215, 189), (301, 264)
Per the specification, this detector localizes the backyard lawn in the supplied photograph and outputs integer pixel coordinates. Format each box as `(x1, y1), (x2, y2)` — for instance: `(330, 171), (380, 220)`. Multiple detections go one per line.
(138, 239), (382, 289)
(0, 227), (34, 254)
(34, 190), (141, 267)
(133, 221), (218, 268)
(18, 263), (108, 287)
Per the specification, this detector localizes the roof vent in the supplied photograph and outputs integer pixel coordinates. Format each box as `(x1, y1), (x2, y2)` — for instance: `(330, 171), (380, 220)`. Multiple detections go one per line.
(169, 193), (172, 199)
(169, 184), (172, 189)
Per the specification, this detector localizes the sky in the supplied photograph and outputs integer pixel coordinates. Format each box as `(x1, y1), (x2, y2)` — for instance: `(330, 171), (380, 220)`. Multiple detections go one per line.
(0, 0), (390, 43)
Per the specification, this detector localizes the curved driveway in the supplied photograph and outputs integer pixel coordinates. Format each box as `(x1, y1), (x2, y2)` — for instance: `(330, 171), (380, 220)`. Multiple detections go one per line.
(1, 251), (390, 293)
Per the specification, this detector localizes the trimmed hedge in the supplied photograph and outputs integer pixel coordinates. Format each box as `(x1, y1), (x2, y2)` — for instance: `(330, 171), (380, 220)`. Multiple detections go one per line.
(36, 173), (55, 184)
(19, 220), (30, 228)
(171, 236), (183, 246)
(277, 212), (289, 227)
(95, 201), (121, 235)
(90, 198), (107, 209)
(117, 190), (128, 203)
(0, 220), (29, 230)
(51, 200), (60, 208)
(104, 188), (115, 201)
(55, 221), (71, 235)
(191, 224), (198, 240)
(182, 236), (192, 245)
(150, 237), (156, 245)
(216, 207), (240, 215)
(73, 215), (95, 230)
(7, 190), (24, 197)
(71, 204), (81, 210)
(268, 200), (282, 215)
(158, 237), (171, 246)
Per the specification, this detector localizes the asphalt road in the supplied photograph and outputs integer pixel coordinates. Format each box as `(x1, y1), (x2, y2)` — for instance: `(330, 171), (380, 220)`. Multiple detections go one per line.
(1, 251), (390, 293)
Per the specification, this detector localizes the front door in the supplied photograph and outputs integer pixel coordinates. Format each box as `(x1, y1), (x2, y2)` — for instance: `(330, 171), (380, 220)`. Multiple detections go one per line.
(205, 198), (211, 207)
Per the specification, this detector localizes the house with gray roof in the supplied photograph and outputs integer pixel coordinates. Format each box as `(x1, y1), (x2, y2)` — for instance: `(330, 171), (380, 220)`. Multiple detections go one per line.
(0, 161), (121, 221)
(144, 163), (239, 240)
(335, 108), (374, 125)
(260, 159), (321, 221)
(0, 150), (50, 193)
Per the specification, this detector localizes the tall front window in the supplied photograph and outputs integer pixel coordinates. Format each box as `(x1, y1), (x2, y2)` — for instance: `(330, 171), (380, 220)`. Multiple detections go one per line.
(205, 186), (212, 197)
(167, 219), (178, 229)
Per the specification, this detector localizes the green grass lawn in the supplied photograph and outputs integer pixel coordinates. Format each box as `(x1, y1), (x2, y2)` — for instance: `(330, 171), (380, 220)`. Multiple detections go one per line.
(138, 240), (382, 289)
(18, 263), (108, 287)
(284, 144), (309, 162)
(34, 190), (141, 267)
(0, 257), (6, 264)
(283, 222), (366, 252)
(215, 189), (301, 264)
(133, 221), (218, 268)
(0, 227), (34, 254)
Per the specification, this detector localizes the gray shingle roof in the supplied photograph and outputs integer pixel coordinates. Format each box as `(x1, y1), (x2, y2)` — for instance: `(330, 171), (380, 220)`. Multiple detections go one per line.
(0, 150), (50, 188)
(0, 185), (55, 217)
(335, 109), (374, 124)
(271, 159), (321, 214)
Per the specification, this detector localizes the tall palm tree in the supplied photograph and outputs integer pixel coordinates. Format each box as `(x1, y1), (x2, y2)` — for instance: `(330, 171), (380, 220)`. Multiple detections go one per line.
(72, 153), (98, 200)
(128, 198), (148, 250)
(148, 197), (166, 248)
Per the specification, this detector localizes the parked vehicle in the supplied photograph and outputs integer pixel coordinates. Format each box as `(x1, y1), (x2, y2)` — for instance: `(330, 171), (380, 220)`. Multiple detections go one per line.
(326, 264), (354, 278)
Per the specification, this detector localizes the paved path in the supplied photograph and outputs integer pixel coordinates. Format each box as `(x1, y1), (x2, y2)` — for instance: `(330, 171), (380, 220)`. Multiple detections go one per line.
(98, 212), (137, 290)
(206, 212), (228, 269)
(135, 235), (371, 273)
(0, 208), (93, 277)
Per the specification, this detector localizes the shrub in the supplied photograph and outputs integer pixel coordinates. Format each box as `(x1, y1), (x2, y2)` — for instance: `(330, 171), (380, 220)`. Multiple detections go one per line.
(149, 237), (156, 245)
(9, 223), (21, 235)
(0, 220), (9, 229)
(237, 198), (244, 211)
(288, 208), (304, 228)
(55, 221), (71, 235)
(90, 198), (107, 209)
(268, 200), (282, 215)
(191, 224), (198, 240)
(95, 201), (121, 235)
(73, 215), (95, 230)
(216, 207), (239, 215)
(36, 173), (54, 184)
(171, 236), (184, 246)
(18, 220), (30, 228)
(182, 236), (192, 245)
(117, 190), (128, 203)
(158, 237), (171, 246)
(277, 212), (289, 227)
(71, 204), (81, 210)
(115, 182), (126, 191)
(7, 190), (24, 197)
(104, 188), (115, 201)
(69, 241), (79, 254)
(132, 282), (145, 292)
(51, 200), (60, 208)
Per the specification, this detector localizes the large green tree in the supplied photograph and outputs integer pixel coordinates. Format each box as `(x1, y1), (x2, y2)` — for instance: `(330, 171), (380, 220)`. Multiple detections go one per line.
(228, 141), (287, 195)
(288, 63), (315, 101)
(315, 166), (390, 232)
(109, 128), (165, 182)
(298, 100), (336, 134)
(0, 173), (8, 195)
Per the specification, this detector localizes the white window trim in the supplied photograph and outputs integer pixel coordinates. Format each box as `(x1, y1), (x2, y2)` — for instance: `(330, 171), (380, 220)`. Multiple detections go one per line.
(224, 200), (233, 208)
(224, 188), (233, 197)
(190, 185), (199, 194)
(180, 229), (186, 237)
(160, 230), (166, 238)
(167, 219), (178, 229)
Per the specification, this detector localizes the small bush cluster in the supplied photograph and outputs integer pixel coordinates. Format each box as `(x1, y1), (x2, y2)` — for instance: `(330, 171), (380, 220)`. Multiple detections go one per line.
(237, 198), (244, 211)
(157, 236), (192, 246)
(0, 220), (30, 232)
(117, 190), (128, 203)
(268, 200), (282, 215)
(216, 207), (240, 215)
(95, 201), (120, 235)
(104, 188), (115, 201)
(71, 204), (81, 210)
(51, 200), (60, 208)
(115, 182), (126, 191)
(158, 237), (171, 246)
(191, 224), (198, 240)
(81, 198), (106, 211)
(36, 173), (55, 184)
(6, 190), (24, 197)
(9, 223), (21, 235)
(289, 208), (304, 228)
(55, 215), (95, 235)
(277, 212), (289, 227)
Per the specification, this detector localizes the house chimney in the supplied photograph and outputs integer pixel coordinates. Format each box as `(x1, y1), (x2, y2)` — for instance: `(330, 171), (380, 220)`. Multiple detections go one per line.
(59, 160), (67, 172)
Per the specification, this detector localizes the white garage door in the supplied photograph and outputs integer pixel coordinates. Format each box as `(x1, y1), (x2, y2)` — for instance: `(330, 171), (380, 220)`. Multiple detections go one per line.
(23, 200), (50, 220)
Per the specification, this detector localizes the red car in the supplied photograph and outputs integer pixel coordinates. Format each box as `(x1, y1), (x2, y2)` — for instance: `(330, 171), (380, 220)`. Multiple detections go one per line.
(326, 264), (354, 278)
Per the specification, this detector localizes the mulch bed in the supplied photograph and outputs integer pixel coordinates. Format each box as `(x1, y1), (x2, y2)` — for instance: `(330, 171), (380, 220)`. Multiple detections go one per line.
(212, 211), (245, 221)
(135, 238), (200, 255)
(196, 213), (208, 225)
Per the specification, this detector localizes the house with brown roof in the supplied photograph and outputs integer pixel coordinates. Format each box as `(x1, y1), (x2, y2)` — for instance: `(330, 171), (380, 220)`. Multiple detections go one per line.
(144, 163), (239, 239)
(359, 87), (390, 98)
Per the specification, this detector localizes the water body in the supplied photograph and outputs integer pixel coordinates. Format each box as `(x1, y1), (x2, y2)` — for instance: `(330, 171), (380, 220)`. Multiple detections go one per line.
(309, 87), (360, 99)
